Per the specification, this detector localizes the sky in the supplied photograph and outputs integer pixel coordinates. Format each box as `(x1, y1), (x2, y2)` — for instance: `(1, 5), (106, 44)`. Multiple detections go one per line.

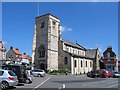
(2, 2), (118, 57)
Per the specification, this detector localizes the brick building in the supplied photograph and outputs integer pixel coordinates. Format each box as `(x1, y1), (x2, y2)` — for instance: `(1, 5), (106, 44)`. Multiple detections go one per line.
(102, 46), (116, 71)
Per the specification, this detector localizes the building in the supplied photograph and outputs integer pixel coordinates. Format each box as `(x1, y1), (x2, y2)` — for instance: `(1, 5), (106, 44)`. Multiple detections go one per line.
(32, 13), (100, 74)
(6, 47), (21, 64)
(102, 46), (116, 71)
(21, 53), (32, 65)
(0, 41), (7, 65)
(6, 46), (32, 65)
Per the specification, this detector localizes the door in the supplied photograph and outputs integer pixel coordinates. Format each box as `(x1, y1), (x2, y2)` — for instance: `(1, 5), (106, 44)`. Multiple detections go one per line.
(40, 63), (45, 70)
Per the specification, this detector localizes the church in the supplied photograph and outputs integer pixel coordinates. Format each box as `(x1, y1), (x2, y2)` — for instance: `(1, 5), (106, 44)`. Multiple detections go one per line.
(32, 13), (100, 75)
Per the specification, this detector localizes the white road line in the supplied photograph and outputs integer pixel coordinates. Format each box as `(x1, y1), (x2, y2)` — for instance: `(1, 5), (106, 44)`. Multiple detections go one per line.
(107, 84), (118, 88)
(82, 79), (118, 86)
(32, 77), (51, 90)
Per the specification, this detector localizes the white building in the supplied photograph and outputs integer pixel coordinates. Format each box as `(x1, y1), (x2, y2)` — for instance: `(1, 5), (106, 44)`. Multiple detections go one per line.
(0, 41), (7, 65)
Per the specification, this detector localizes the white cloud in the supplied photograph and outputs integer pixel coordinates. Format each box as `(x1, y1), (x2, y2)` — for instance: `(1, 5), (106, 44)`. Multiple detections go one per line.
(60, 26), (72, 32)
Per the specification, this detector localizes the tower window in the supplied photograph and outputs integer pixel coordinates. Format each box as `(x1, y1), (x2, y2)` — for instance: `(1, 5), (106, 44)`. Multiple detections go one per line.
(40, 22), (45, 28)
(38, 44), (45, 58)
(53, 21), (56, 25)
(64, 57), (68, 65)
(52, 21), (56, 29)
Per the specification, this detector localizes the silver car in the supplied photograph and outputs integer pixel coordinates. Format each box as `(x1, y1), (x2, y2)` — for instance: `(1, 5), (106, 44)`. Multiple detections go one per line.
(31, 69), (45, 77)
(0, 69), (18, 90)
(113, 72), (120, 78)
(25, 70), (33, 84)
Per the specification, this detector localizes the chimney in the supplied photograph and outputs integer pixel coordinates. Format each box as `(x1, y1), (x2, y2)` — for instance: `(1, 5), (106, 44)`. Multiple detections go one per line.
(10, 46), (13, 50)
(107, 46), (112, 51)
(23, 53), (26, 55)
(16, 48), (19, 51)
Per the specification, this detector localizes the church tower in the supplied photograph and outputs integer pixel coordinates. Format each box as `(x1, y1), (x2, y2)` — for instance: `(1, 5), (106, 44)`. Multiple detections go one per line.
(32, 13), (60, 71)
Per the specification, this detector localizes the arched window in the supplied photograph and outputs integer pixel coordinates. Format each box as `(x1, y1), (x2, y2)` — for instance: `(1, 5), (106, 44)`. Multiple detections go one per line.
(74, 60), (77, 67)
(90, 62), (92, 67)
(86, 61), (87, 67)
(38, 44), (45, 58)
(81, 60), (83, 67)
(64, 57), (68, 65)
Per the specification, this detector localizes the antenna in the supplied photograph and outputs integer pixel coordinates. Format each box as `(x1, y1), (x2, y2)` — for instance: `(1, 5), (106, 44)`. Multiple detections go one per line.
(38, 3), (39, 16)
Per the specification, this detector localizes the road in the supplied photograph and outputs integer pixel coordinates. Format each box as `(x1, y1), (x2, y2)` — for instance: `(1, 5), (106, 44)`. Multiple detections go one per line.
(10, 74), (119, 90)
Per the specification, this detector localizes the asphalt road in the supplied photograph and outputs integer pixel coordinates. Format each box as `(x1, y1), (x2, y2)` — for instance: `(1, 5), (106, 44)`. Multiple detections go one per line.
(10, 74), (119, 90)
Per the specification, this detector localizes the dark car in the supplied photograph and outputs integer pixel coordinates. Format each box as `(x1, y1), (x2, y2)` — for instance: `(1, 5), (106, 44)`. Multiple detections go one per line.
(99, 69), (112, 78)
(2, 64), (26, 83)
(87, 70), (100, 78)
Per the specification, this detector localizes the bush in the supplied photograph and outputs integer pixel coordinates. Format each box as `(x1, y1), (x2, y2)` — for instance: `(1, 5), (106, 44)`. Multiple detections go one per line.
(48, 69), (70, 75)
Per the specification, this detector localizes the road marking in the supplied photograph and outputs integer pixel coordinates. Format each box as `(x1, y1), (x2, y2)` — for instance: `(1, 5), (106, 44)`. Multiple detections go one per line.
(107, 84), (118, 88)
(32, 77), (51, 90)
(82, 79), (118, 88)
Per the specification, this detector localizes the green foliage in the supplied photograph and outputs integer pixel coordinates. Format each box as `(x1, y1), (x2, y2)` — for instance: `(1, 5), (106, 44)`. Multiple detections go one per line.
(48, 69), (70, 75)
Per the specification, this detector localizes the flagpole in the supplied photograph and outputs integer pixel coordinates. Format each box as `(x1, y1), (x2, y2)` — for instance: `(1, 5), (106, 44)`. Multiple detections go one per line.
(38, 3), (39, 16)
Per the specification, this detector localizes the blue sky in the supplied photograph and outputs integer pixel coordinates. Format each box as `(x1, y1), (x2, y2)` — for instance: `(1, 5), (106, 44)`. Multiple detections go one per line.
(2, 2), (118, 57)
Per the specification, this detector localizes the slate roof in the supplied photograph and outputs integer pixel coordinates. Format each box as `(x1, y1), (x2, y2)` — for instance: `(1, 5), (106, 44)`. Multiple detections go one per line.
(36, 13), (60, 20)
(64, 51), (94, 60)
(85, 49), (97, 59)
(62, 39), (86, 50)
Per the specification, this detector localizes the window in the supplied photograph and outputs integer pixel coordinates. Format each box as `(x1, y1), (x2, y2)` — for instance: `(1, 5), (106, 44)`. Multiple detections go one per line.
(8, 71), (16, 76)
(52, 21), (56, 29)
(86, 61), (87, 67)
(64, 57), (68, 65)
(0, 71), (4, 76)
(40, 22), (45, 28)
(81, 60), (83, 67)
(53, 21), (56, 26)
(107, 53), (110, 58)
(74, 60), (77, 67)
(38, 44), (45, 58)
(66, 47), (69, 52)
(90, 62), (92, 67)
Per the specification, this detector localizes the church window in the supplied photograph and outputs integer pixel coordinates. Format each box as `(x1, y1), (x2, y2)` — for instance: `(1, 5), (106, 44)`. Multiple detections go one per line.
(64, 57), (68, 65)
(74, 60), (77, 67)
(81, 60), (83, 67)
(40, 22), (45, 28)
(38, 44), (45, 58)
(86, 61), (87, 67)
(90, 62), (92, 67)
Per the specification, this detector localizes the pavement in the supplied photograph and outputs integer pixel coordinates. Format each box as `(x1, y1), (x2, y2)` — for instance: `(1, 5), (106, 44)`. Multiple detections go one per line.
(10, 74), (120, 90)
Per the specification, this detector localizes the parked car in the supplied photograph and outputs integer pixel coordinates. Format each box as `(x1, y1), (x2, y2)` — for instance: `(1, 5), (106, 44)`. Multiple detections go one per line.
(0, 69), (18, 90)
(99, 69), (112, 78)
(31, 69), (45, 77)
(112, 72), (120, 78)
(87, 70), (100, 78)
(2, 64), (26, 83)
(25, 70), (33, 84)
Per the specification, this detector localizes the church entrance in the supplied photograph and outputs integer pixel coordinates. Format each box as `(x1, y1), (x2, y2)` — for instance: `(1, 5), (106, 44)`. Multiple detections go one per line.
(40, 63), (45, 70)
